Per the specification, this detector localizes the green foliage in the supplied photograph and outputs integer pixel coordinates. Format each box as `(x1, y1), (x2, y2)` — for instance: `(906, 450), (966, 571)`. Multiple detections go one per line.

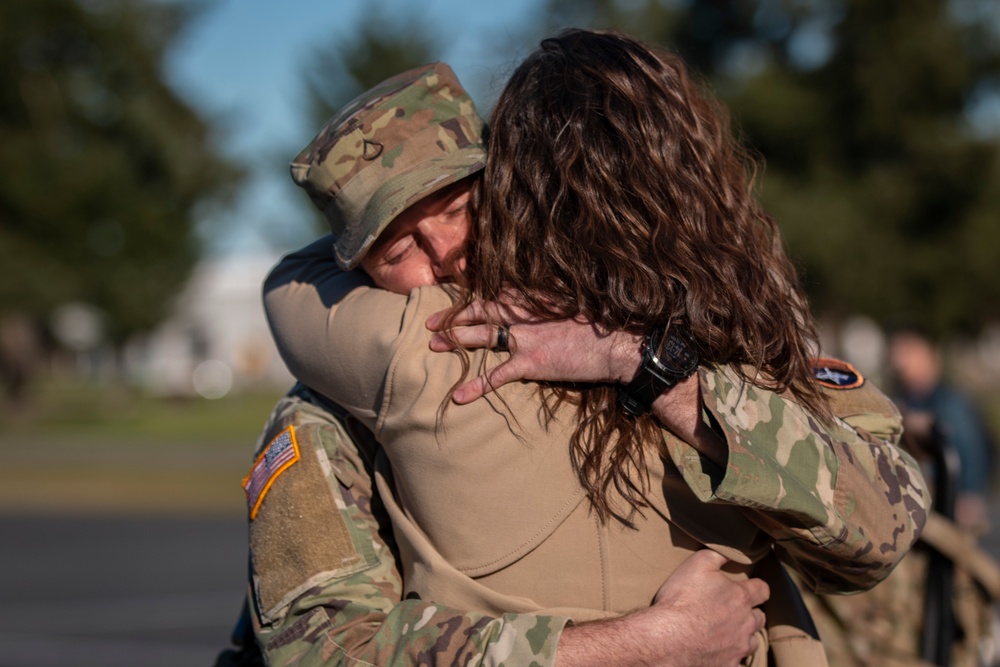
(0, 0), (241, 344)
(299, 0), (1000, 334)
(732, 0), (1000, 335)
(542, 0), (686, 42)
(303, 7), (439, 130)
(544, 0), (1000, 335)
(292, 8), (441, 239)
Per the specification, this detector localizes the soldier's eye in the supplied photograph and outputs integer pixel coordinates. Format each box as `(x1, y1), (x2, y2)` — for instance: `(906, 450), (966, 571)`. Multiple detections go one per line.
(383, 237), (415, 265)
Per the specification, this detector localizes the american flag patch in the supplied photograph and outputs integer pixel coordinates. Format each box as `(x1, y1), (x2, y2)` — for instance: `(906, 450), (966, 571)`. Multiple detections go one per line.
(243, 425), (301, 520)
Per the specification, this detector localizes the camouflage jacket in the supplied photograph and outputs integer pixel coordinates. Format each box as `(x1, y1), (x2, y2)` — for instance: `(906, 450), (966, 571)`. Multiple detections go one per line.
(248, 386), (567, 667)
(665, 363), (929, 593)
(801, 512), (1000, 667)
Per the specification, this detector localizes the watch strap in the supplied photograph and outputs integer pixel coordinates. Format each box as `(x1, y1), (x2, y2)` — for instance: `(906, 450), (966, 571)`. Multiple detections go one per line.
(618, 327), (698, 415)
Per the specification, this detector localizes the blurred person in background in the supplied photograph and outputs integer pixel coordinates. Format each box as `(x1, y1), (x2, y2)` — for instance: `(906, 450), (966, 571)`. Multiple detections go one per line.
(0, 314), (41, 406)
(889, 328), (996, 532)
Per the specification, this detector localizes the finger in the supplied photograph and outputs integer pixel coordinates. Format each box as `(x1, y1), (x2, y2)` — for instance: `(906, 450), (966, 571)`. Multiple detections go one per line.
(426, 308), (449, 331)
(685, 549), (729, 573)
(452, 375), (491, 404)
(429, 333), (457, 352)
(427, 301), (493, 329)
(740, 578), (771, 607)
(491, 296), (534, 322)
(452, 360), (526, 404)
(429, 324), (498, 352)
(430, 324), (519, 354)
(752, 608), (766, 633)
(427, 300), (530, 331)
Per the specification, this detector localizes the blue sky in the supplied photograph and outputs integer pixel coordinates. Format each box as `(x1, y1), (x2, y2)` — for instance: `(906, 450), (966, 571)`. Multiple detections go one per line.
(163, 0), (547, 256)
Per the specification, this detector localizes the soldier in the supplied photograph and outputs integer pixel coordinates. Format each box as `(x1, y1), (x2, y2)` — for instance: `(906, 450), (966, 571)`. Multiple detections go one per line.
(254, 33), (929, 666)
(235, 60), (771, 667)
(889, 328), (996, 532)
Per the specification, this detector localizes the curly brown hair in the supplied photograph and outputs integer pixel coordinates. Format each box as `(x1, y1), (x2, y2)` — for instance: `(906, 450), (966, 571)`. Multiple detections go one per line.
(445, 28), (829, 522)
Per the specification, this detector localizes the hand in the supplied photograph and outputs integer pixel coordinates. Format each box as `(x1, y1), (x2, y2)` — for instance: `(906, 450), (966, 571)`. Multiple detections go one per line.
(955, 492), (988, 533)
(556, 549), (769, 666)
(426, 300), (725, 463)
(426, 300), (643, 404)
(647, 550), (768, 665)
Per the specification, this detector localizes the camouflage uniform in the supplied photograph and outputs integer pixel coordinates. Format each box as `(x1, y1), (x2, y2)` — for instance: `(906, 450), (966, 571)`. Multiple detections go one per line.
(246, 354), (928, 665)
(247, 62), (567, 666)
(248, 386), (566, 666)
(800, 512), (1000, 667)
(667, 360), (929, 593)
(796, 414), (1000, 667)
(244, 60), (930, 665)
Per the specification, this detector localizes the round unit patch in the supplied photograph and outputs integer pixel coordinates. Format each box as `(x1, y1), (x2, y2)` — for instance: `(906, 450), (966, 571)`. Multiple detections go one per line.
(810, 357), (864, 389)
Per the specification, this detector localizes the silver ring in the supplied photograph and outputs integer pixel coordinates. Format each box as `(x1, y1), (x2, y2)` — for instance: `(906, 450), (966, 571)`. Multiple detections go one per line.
(495, 325), (510, 353)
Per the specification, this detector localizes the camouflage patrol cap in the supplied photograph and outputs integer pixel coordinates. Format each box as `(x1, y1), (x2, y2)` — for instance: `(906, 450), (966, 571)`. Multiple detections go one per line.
(290, 62), (486, 270)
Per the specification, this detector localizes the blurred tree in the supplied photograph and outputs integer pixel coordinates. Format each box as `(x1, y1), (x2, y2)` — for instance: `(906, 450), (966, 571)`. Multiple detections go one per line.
(0, 0), (241, 374)
(303, 10), (438, 130)
(543, 0), (1000, 336)
(291, 7), (439, 237)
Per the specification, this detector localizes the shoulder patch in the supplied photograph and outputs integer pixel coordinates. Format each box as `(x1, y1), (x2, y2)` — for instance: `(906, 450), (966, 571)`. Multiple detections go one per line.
(243, 425), (301, 520)
(811, 357), (864, 389)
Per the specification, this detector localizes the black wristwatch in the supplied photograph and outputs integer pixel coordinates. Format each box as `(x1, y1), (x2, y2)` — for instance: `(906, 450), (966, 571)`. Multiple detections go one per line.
(618, 326), (700, 416)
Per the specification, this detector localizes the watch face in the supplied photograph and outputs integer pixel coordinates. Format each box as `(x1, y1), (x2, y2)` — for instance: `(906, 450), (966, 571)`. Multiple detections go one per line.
(657, 329), (699, 375)
(621, 327), (700, 414)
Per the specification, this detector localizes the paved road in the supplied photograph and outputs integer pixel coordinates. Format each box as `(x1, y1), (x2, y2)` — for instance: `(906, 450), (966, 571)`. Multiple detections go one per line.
(0, 514), (247, 667)
(5, 498), (1000, 667)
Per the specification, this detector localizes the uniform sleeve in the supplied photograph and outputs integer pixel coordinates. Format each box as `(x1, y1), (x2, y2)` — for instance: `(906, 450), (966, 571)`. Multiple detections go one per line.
(250, 393), (567, 667)
(662, 365), (930, 594)
(262, 235), (404, 431)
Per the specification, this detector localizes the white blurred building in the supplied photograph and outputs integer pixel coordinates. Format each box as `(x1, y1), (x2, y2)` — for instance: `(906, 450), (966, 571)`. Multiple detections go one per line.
(125, 254), (294, 398)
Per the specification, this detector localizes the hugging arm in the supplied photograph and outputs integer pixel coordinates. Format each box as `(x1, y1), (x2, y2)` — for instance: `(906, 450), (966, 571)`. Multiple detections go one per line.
(671, 365), (928, 593)
(260, 241), (771, 667)
(250, 393), (765, 667)
(247, 390), (568, 667)
(429, 307), (930, 593)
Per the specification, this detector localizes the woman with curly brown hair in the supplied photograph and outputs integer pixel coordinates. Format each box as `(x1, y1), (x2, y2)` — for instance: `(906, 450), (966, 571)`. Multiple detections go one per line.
(264, 29), (927, 666)
(434, 28), (831, 524)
